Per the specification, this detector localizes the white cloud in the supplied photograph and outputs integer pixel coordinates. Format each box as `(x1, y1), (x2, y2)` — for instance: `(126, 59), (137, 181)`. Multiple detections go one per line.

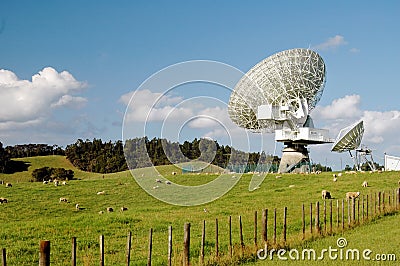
(120, 89), (191, 122)
(313, 94), (362, 120)
(313, 35), (348, 51)
(0, 67), (87, 124)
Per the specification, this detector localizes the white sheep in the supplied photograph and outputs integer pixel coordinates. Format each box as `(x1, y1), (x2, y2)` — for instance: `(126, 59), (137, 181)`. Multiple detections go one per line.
(59, 197), (68, 203)
(346, 192), (360, 201)
(321, 190), (332, 199)
(333, 174), (337, 178)
(172, 171), (177, 175)
(97, 191), (105, 195)
(155, 179), (162, 183)
(338, 173), (342, 177)
(362, 181), (368, 187)
(43, 181), (49, 184)
(275, 175), (282, 179)
(62, 181), (67, 185)
(54, 180), (59, 186)
(75, 203), (80, 210)
(120, 207), (128, 212)
(333, 177), (337, 182)
(107, 207), (113, 212)
(98, 211), (104, 214)
(5, 183), (12, 187)
(165, 180), (171, 185)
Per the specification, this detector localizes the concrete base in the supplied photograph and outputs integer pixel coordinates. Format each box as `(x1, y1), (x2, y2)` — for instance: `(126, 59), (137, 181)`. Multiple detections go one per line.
(278, 144), (310, 173)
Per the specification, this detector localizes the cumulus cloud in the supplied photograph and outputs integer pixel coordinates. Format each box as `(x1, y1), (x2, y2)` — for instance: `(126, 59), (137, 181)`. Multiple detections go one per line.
(0, 67), (87, 124)
(313, 35), (348, 51)
(120, 89), (192, 122)
(313, 94), (362, 120)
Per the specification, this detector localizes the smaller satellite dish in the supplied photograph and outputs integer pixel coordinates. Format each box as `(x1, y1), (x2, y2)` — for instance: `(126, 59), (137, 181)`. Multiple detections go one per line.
(331, 120), (364, 152)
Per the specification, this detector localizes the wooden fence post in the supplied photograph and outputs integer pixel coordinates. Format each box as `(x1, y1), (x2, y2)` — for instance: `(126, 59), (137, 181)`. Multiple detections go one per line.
(2, 248), (6, 266)
(362, 196), (364, 222)
(397, 188), (400, 210)
(309, 203), (313, 235)
(382, 191), (385, 213)
(100, 235), (104, 266)
(341, 199), (344, 231)
(302, 204), (305, 239)
(200, 221), (205, 264)
(147, 229), (153, 266)
(39, 240), (50, 266)
(357, 199), (360, 224)
(215, 218), (219, 258)
(228, 216), (232, 257)
(262, 209), (268, 243)
(273, 209), (277, 244)
(352, 198), (356, 225)
(329, 201), (332, 235)
(315, 202), (320, 234)
(168, 226), (172, 266)
(71, 237), (76, 266)
(366, 194), (369, 219)
(283, 207), (287, 243)
(323, 201), (327, 234)
(126, 232), (132, 266)
(336, 200), (339, 229)
(239, 216), (244, 250)
(347, 199), (351, 227)
(254, 211), (258, 247)
(183, 223), (190, 266)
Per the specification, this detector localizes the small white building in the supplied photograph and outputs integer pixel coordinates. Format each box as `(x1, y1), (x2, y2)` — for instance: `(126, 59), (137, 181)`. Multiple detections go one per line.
(384, 154), (400, 171)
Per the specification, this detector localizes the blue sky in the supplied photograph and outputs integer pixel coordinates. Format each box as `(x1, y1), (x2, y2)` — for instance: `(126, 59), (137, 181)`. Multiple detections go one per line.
(0, 1), (399, 170)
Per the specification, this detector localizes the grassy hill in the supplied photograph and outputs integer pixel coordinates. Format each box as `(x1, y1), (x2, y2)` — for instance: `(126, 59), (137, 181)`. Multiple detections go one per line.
(0, 156), (399, 265)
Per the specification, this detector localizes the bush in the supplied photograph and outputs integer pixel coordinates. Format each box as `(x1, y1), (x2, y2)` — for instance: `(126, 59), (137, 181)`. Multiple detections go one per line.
(32, 167), (74, 182)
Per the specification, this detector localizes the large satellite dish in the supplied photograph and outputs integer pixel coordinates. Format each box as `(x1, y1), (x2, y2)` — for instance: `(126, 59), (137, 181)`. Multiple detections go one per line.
(228, 48), (333, 173)
(331, 120), (376, 171)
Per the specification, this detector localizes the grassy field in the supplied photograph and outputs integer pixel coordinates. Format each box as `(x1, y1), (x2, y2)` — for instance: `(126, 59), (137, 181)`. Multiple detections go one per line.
(0, 156), (399, 265)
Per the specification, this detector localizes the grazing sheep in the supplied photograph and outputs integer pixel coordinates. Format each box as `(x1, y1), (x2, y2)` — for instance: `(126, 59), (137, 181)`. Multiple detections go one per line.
(75, 204), (80, 210)
(288, 185), (295, 188)
(275, 175), (282, 179)
(333, 174), (337, 178)
(153, 185), (159, 189)
(59, 197), (68, 203)
(5, 183), (12, 187)
(98, 211), (104, 214)
(97, 191), (105, 195)
(346, 192), (360, 201)
(107, 207), (113, 212)
(338, 173), (342, 177)
(43, 181), (49, 184)
(333, 177), (337, 182)
(120, 207), (128, 212)
(362, 181), (368, 187)
(0, 197), (8, 204)
(62, 181), (67, 185)
(165, 180), (171, 185)
(54, 180), (59, 186)
(321, 190), (332, 199)
(172, 171), (177, 175)
(155, 179), (162, 183)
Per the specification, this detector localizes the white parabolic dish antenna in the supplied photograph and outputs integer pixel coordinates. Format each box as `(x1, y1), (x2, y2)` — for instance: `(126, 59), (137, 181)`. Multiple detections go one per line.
(331, 120), (364, 152)
(228, 48), (333, 173)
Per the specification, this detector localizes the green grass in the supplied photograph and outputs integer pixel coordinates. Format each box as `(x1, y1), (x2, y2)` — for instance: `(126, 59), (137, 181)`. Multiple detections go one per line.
(0, 156), (399, 265)
(250, 213), (400, 265)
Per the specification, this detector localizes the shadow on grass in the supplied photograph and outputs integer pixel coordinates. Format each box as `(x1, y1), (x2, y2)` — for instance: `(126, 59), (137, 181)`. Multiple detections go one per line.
(5, 160), (30, 174)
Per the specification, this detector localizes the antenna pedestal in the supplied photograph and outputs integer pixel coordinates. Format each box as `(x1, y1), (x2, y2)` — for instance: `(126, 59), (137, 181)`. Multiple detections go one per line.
(278, 144), (310, 173)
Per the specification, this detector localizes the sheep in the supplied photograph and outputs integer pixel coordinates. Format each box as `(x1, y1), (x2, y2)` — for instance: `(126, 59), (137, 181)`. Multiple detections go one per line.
(107, 207), (113, 212)
(43, 181), (49, 184)
(120, 207), (128, 212)
(165, 180), (171, 185)
(98, 211), (104, 214)
(362, 181), (368, 187)
(346, 192), (360, 201)
(338, 173), (342, 177)
(0, 197), (8, 204)
(333, 177), (337, 182)
(97, 191), (105, 195)
(275, 175), (282, 179)
(333, 174), (337, 178)
(54, 180), (59, 186)
(62, 181), (67, 185)
(289, 185), (295, 188)
(59, 197), (68, 203)
(5, 183), (12, 187)
(153, 186), (159, 189)
(75, 203), (80, 210)
(155, 179), (162, 183)
(321, 190), (332, 199)
(172, 171), (177, 175)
